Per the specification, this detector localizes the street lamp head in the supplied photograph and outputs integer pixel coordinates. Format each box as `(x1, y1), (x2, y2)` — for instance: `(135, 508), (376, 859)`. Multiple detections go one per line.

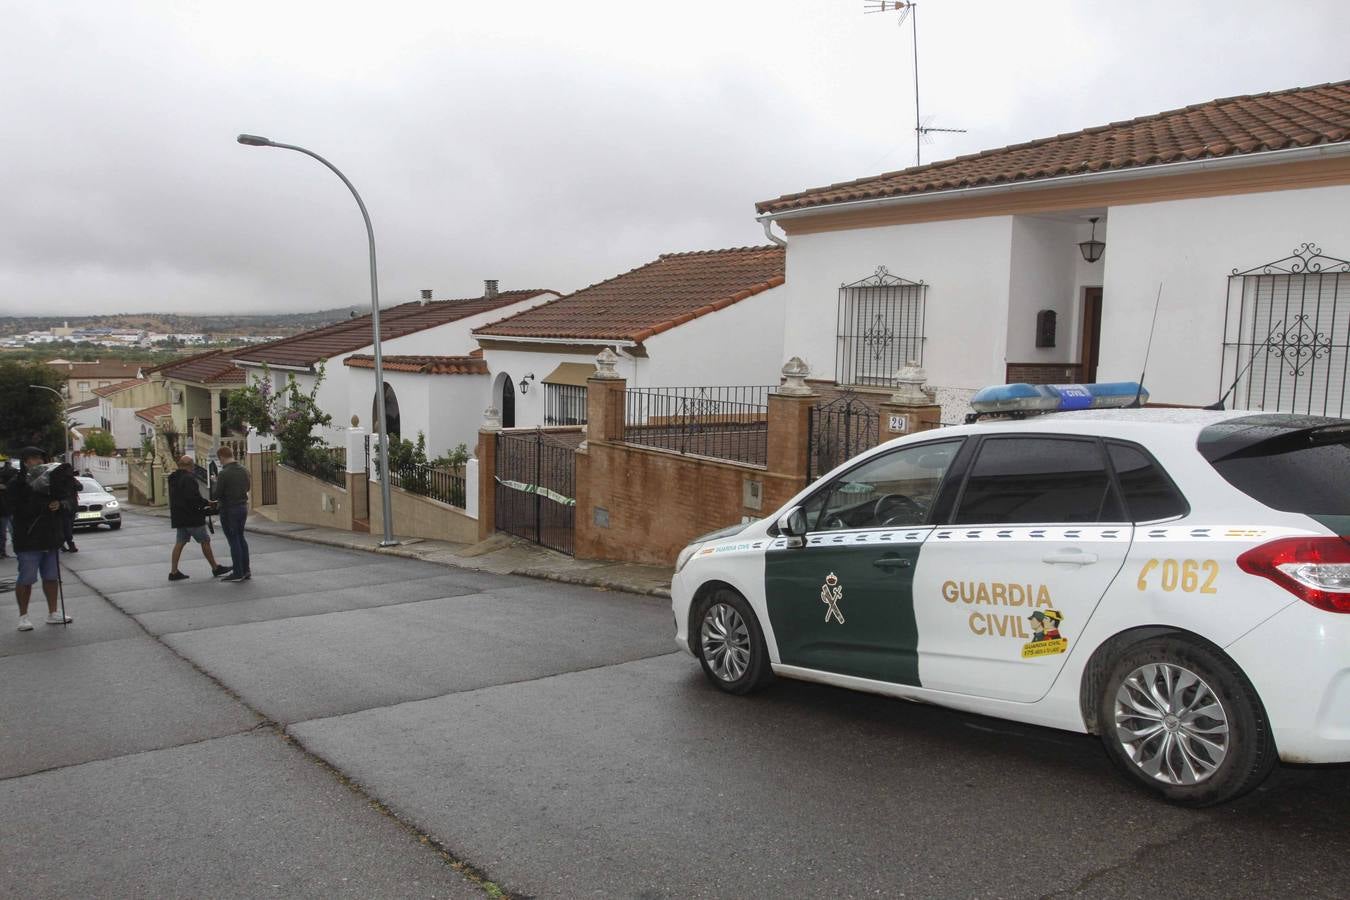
(236, 133), (273, 147)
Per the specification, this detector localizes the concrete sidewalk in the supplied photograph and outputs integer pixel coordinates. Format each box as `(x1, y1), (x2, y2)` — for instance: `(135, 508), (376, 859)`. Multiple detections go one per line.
(124, 503), (675, 599)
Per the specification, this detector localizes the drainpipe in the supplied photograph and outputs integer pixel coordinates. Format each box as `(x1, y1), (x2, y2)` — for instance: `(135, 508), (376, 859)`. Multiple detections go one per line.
(760, 218), (786, 247)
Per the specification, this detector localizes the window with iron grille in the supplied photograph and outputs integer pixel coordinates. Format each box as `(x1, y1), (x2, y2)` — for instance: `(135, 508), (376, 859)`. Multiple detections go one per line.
(1220, 244), (1349, 418)
(836, 266), (927, 385)
(544, 383), (588, 425)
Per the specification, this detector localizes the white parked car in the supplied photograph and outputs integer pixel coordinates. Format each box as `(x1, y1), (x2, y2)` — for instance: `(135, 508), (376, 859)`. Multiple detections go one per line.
(672, 396), (1349, 806)
(75, 476), (122, 530)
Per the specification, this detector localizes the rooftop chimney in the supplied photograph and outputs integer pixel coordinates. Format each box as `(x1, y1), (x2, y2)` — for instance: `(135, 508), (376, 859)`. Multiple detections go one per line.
(484, 279), (499, 299)
(419, 289), (432, 305)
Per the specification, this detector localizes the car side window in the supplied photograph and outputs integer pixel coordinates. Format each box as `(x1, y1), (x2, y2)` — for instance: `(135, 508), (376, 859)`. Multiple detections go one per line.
(953, 436), (1124, 524)
(813, 440), (961, 531)
(1106, 441), (1188, 522)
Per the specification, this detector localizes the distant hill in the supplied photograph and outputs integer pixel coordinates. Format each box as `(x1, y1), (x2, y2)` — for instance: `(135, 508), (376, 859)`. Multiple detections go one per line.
(0, 307), (363, 338)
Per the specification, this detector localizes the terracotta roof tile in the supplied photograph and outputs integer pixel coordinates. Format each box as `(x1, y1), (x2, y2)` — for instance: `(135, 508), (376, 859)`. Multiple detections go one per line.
(134, 403), (172, 424)
(47, 360), (142, 380)
(474, 247), (785, 344)
(343, 354), (489, 376)
(234, 290), (555, 369)
(757, 81), (1350, 214)
(151, 349), (246, 385)
(92, 378), (147, 397)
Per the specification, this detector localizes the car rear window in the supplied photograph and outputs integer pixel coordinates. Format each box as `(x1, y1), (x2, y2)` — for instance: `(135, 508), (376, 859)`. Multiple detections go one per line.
(1203, 424), (1350, 515)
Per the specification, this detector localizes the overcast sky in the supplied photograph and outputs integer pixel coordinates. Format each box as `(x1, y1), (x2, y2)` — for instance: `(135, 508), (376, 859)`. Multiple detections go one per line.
(2, 0), (1345, 316)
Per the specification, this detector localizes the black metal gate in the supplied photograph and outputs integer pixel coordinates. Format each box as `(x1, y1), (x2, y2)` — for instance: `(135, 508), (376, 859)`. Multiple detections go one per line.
(495, 429), (576, 555)
(259, 450), (278, 505)
(808, 391), (880, 481)
(1220, 243), (1350, 417)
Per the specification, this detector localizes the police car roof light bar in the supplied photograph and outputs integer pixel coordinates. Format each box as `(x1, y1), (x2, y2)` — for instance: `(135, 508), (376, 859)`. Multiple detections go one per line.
(967, 381), (1149, 422)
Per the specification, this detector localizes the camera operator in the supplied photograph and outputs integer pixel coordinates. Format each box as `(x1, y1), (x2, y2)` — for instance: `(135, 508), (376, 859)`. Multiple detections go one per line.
(11, 447), (77, 631)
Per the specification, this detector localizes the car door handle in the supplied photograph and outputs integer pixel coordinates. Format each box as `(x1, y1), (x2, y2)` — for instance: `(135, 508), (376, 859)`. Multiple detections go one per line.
(1042, 549), (1098, 566)
(873, 556), (912, 571)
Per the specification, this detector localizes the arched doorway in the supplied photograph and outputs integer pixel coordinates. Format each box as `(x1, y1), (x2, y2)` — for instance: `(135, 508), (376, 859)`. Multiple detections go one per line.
(499, 375), (516, 428)
(372, 382), (401, 439)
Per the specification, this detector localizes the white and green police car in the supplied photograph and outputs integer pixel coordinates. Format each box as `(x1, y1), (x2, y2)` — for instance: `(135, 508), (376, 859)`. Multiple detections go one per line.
(672, 383), (1350, 806)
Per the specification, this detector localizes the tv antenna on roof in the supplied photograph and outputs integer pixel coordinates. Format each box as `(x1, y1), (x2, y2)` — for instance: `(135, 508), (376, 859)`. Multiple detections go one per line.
(864, 1), (966, 167)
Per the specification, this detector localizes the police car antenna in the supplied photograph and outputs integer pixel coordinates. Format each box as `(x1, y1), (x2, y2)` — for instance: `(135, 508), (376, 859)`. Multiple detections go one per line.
(1128, 283), (1163, 408)
(1204, 317), (1284, 411)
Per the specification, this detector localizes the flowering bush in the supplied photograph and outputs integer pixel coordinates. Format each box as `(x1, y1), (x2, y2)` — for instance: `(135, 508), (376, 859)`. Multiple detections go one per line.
(223, 364), (333, 470)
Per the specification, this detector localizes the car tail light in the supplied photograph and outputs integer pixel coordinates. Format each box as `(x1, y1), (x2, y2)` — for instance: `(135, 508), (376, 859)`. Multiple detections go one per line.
(1237, 537), (1350, 613)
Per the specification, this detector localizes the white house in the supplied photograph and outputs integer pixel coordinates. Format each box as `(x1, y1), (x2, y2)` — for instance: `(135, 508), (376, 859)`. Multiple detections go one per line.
(754, 80), (1350, 421)
(231, 283), (558, 445)
(342, 353), (489, 457)
(93, 378), (167, 450)
(472, 246), (787, 428)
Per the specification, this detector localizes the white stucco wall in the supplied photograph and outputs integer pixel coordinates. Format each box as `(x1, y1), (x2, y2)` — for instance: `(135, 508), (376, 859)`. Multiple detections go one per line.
(1006, 216), (1095, 364)
(345, 366), (488, 457)
(480, 345), (640, 429)
(1097, 184), (1350, 407)
(642, 285), (787, 387)
(781, 217), (1015, 398)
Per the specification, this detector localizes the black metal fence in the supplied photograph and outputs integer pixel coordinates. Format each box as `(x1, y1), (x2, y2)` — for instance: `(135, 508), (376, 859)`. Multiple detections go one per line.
(836, 266), (927, 386)
(1220, 244), (1349, 417)
(495, 429), (577, 555)
(259, 450), (277, 504)
(808, 391), (881, 480)
(389, 460), (466, 509)
(289, 447), (347, 487)
(623, 385), (774, 466)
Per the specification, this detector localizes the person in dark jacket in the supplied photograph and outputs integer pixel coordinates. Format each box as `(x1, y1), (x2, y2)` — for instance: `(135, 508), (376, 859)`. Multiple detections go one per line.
(0, 459), (16, 559)
(167, 455), (230, 582)
(11, 447), (76, 631)
(211, 445), (251, 582)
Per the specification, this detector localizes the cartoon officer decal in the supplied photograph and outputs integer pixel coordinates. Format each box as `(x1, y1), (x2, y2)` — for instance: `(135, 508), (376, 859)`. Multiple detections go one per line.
(1021, 609), (1068, 658)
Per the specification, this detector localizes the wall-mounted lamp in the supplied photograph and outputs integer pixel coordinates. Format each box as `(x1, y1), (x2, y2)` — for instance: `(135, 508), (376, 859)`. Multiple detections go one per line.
(519, 373), (536, 394)
(1078, 216), (1105, 263)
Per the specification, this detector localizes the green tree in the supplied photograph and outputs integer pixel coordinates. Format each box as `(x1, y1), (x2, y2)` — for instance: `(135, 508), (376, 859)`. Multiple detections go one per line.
(222, 364), (333, 469)
(0, 360), (67, 455)
(82, 429), (117, 457)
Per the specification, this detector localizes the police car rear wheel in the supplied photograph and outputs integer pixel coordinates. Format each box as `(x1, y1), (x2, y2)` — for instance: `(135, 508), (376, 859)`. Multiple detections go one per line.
(1098, 636), (1276, 807)
(695, 589), (772, 695)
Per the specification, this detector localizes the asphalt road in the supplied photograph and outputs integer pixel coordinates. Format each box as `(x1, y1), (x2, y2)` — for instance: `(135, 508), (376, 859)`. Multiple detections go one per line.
(3, 511), (1347, 898)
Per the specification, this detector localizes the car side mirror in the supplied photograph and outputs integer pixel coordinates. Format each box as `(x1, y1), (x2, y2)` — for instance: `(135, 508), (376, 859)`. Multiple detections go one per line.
(776, 506), (809, 548)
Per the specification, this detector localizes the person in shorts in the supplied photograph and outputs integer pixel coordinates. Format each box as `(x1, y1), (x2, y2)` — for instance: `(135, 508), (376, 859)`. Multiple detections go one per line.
(10, 447), (76, 631)
(167, 455), (229, 582)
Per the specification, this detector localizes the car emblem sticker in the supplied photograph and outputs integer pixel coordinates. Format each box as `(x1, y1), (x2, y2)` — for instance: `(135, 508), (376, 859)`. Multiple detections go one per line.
(820, 572), (845, 624)
(1021, 608), (1068, 658)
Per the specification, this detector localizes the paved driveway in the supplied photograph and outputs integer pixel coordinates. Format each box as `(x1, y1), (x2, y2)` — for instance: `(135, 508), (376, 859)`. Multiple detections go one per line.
(5, 511), (1347, 898)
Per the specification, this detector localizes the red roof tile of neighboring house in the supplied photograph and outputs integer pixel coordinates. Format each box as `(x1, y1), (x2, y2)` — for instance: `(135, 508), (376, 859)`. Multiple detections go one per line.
(149, 349), (246, 385)
(135, 403), (172, 424)
(343, 354), (489, 376)
(234, 290), (555, 369)
(92, 378), (147, 397)
(474, 247), (786, 344)
(48, 360), (142, 380)
(757, 81), (1350, 215)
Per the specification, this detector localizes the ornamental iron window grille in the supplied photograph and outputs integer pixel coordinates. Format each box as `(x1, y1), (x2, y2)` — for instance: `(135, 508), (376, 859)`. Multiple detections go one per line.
(837, 266), (926, 386)
(1220, 243), (1350, 417)
(544, 383), (588, 426)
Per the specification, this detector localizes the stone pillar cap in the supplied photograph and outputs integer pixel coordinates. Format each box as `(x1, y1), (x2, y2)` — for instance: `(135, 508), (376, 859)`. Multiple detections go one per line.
(592, 348), (623, 380)
(482, 406), (502, 431)
(778, 356), (813, 397)
(889, 360), (932, 406)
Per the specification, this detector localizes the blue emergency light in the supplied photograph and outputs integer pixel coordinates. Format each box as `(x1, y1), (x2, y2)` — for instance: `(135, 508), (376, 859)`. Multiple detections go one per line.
(969, 381), (1147, 416)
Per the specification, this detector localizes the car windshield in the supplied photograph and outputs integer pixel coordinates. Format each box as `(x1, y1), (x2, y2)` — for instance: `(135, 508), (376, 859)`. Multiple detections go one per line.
(78, 477), (105, 493)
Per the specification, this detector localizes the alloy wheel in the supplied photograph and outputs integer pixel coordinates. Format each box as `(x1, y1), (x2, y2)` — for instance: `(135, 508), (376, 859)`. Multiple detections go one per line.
(1113, 662), (1230, 785)
(700, 602), (752, 682)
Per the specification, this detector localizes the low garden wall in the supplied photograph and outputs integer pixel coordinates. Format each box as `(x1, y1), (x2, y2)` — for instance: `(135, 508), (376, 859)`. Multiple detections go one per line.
(276, 464), (353, 532)
(369, 481), (478, 545)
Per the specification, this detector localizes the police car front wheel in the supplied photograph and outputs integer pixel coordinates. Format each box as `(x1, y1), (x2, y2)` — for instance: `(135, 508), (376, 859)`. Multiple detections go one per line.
(1098, 636), (1276, 807)
(695, 589), (772, 695)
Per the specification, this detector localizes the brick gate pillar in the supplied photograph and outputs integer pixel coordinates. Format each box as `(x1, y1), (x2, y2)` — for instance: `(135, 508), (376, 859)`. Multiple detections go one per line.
(586, 348), (627, 442)
(766, 356), (816, 482)
(476, 407), (501, 542)
(878, 362), (942, 443)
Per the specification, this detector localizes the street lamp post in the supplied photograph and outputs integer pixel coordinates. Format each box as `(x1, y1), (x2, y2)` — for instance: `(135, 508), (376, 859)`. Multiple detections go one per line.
(236, 134), (396, 546)
(28, 384), (70, 463)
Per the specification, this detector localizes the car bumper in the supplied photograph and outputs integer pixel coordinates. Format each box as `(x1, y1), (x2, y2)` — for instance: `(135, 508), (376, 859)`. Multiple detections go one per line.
(75, 510), (120, 527)
(671, 568), (696, 656)
(1228, 600), (1350, 764)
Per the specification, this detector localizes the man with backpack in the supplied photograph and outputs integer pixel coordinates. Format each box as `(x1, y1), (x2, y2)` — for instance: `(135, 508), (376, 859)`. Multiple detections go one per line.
(167, 455), (230, 582)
